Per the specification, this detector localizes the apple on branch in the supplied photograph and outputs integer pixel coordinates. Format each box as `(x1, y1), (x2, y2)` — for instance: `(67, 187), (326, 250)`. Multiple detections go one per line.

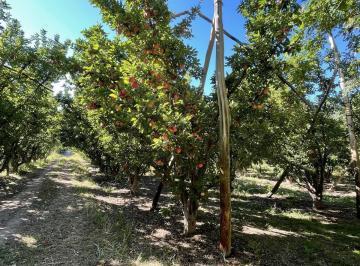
(168, 126), (177, 133)
(119, 89), (127, 98)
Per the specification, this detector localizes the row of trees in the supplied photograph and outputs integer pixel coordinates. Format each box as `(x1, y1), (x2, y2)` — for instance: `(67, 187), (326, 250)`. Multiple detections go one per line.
(0, 1), (70, 175)
(56, 0), (359, 256)
(1, 0), (358, 257)
(60, 0), (219, 238)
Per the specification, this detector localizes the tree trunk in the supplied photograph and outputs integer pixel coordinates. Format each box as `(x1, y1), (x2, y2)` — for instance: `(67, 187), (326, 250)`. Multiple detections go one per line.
(181, 196), (198, 235)
(304, 168), (325, 209)
(150, 181), (163, 211)
(128, 175), (138, 195)
(0, 156), (10, 176)
(214, 0), (232, 256)
(310, 193), (324, 210)
(268, 167), (289, 198)
(183, 206), (197, 235)
(328, 32), (360, 218)
(313, 178), (325, 210)
(12, 162), (19, 173)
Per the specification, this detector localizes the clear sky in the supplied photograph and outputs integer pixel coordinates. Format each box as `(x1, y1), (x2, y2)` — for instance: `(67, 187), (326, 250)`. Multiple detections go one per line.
(7, 0), (246, 95)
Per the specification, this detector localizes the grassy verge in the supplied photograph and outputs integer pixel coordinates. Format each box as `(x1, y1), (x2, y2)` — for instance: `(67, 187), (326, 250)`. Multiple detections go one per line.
(232, 174), (360, 266)
(0, 151), (63, 200)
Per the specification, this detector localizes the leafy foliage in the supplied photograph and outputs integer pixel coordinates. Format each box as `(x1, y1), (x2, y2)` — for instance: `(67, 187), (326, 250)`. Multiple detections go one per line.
(0, 2), (70, 173)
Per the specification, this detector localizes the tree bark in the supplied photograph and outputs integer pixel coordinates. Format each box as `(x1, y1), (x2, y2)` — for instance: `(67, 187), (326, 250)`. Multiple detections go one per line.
(268, 167), (289, 198)
(150, 181), (163, 211)
(183, 206), (197, 235)
(304, 170), (325, 210)
(214, 0), (232, 256)
(128, 175), (138, 195)
(328, 32), (360, 218)
(309, 193), (324, 210)
(181, 195), (198, 235)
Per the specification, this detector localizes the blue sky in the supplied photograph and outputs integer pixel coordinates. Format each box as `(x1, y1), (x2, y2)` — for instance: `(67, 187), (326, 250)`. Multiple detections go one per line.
(7, 0), (246, 95)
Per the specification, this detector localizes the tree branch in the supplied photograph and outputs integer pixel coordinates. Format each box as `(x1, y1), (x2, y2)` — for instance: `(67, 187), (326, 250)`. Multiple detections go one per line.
(171, 10), (244, 46)
(171, 10), (189, 19)
(276, 73), (312, 108)
(2, 65), (53, 92)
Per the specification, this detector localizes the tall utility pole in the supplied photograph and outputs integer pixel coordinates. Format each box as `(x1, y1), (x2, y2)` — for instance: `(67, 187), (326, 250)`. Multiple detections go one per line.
(214, 0), (232, 256)
(328, 32), (360, 219)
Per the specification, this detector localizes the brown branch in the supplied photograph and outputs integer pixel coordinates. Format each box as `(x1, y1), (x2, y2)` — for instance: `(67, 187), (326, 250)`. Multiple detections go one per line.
(2, 65), (53, 92)
(276, 73), (312, 108)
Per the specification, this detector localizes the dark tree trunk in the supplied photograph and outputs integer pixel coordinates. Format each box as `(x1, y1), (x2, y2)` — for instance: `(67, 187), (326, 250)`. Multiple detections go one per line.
(12, 162), (19, 173)
(150, 181), (163, 211)
(304, 170), (325, 210)
(128, 175), (138, 195)
(6, 164), (9, 176)
(309, 193), (324, 210)
(268, 167), (289, 198)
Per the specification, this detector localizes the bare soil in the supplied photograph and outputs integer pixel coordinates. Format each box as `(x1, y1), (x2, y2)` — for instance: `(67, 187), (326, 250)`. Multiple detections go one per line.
(0, 160), (98, 265)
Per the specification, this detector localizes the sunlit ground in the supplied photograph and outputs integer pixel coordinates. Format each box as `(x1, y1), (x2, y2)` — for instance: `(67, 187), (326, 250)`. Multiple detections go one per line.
(0, 152), (359, 265)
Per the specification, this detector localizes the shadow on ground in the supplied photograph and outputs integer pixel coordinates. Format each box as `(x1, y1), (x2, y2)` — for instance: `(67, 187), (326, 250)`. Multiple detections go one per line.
(76, 163), (360, 265)
(1, 156), (359, 265)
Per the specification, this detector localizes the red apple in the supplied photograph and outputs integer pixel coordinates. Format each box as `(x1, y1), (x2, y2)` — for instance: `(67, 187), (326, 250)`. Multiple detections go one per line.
(155, 159), (165, 166)
(119, 89), (127, 98)
(162, 133), (169, 141)
(131, 80), (139, 89)
(196, 163), (204, 169)
(168, 126), (177, 133)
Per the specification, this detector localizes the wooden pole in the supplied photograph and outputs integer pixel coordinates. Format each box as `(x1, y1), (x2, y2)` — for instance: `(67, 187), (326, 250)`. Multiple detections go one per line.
(214, 0), (232, 256)
(199, 20), (215, 95)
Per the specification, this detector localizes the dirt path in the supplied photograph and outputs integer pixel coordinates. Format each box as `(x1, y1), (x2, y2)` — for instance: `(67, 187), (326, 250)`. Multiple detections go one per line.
(0, 159), (98, 265)
(0, 163), (55, 245)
